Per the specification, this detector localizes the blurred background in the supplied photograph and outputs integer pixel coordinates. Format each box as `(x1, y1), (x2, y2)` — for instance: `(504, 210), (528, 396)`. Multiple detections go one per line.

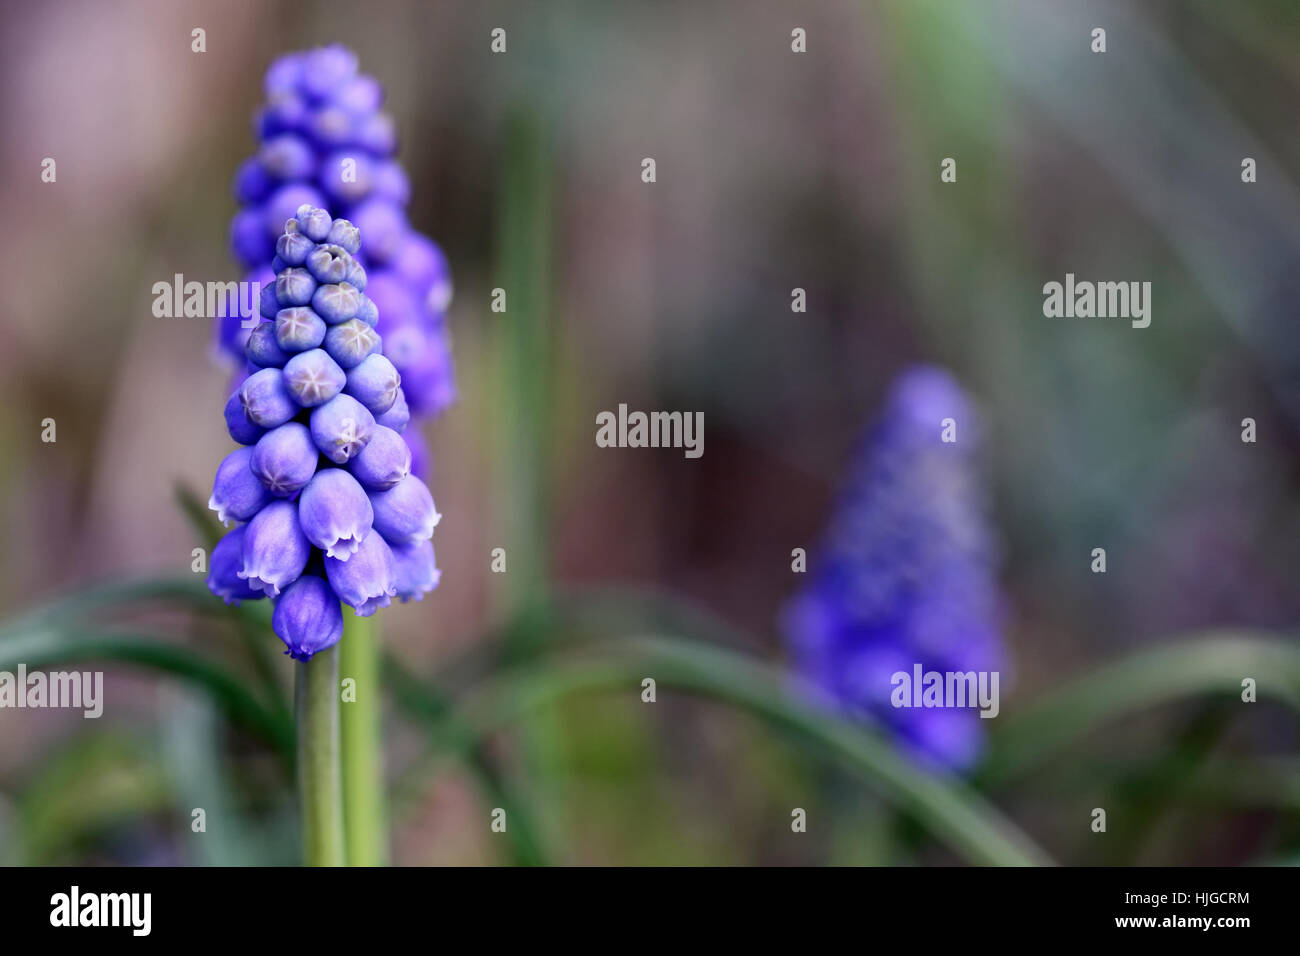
(1, 0), (1298, 865)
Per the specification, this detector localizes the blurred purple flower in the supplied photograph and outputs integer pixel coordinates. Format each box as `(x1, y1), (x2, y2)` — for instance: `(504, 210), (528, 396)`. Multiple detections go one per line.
(783, 365), (1005, 771)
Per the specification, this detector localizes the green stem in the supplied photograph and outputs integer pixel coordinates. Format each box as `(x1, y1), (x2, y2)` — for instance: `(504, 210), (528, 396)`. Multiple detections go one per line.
(296, 645), (343, 866)
(339, 614), (386, 865)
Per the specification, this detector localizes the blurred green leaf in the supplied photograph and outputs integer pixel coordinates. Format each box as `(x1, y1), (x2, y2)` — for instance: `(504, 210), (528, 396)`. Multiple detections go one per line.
(0, 623), (292, 760)
(6, 571), (288, 728)
(16, 733), (171, 865)
(403, 634), (1052, 867)
(387, 657), (550, 866)
(980, 633), (1300, 786)
(162, 693), (282, 865)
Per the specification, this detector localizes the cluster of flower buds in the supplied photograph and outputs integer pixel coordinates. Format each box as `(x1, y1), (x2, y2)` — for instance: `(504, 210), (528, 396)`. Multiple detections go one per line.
(783, 366), (1005, 770)
(209, 206), (440, 661)
(215, 44), (455, 464)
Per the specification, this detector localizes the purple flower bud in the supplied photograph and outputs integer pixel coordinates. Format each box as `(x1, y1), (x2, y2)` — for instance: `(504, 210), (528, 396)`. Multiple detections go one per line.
(345, 256), (367, 292)
(356, 112), (397, 155)
(391, 234), (449, 300)
(310, 393), (375, 464)
(234, 158), (273, 205)
(321, 151), (375, 206)
(284, 348), (347, 407)
(301, 45), (359, 100)
(250, 421), (318, 496)
(276, 229), (315, 266)
(296, 203), (335, 241)
(258, 93), (307, 139)
(331, 74), (382, 114)
(259, 279), (280, 320)
(308, 106), (353, 149)
(328, 218), (361, 254)
(324, 318), (380, 369)
(275, 267), (317, 307)
(350, 199), (407, 263)
(214, 316), (250, 369)
(212, 266), (272, 366)
(239, 499), (311, 598)
(264, 184), (326, 244)
(344, 353), (401, 414)
(231, 208), (272, 269)
(246, 320), (292, 368)
(369, 474), (439, 546)
(373, 387), (409, 434)
(394, 330), (457, 418)
(364, 272), (419, 326)
(311, 282), (360, 323)
(372, 160), (410, 205)
(208, 525), (265, 605)
(305, 243), (357, 284)
(355, 293), (379, 327)
(299, 468), (373, 560)
(324, 529), (395, 616)
(273, 574), (343, 661)
(348, 424), (410, 490)
(275, 306), (327, 352)
(239, 367), (298, 428)
(259, 133), (315, 180)
(224, 390), (265, 445)
(209, 446), (274, 524)
(379, 322), (424, 367)
(390, 538), (440, 602)
(264, 54), (302, 97)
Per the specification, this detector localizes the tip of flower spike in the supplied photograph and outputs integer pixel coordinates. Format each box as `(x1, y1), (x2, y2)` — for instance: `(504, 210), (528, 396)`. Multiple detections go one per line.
(885, 364), (979, 443)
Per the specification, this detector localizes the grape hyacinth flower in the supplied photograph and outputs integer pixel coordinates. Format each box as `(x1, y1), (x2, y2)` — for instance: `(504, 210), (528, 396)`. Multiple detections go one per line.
(782, 366), (1006, 771)
(208, 206), (441, 661)
(217, 44), (456, 441)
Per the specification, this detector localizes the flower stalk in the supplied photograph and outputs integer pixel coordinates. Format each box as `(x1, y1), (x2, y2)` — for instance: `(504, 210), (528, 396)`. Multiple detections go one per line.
(296, 644), (344, 866)
(340, 613), (387, 865)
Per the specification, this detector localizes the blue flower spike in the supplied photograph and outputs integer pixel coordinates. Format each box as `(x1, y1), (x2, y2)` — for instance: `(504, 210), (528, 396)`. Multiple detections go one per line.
(208, 205), (441, 659)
